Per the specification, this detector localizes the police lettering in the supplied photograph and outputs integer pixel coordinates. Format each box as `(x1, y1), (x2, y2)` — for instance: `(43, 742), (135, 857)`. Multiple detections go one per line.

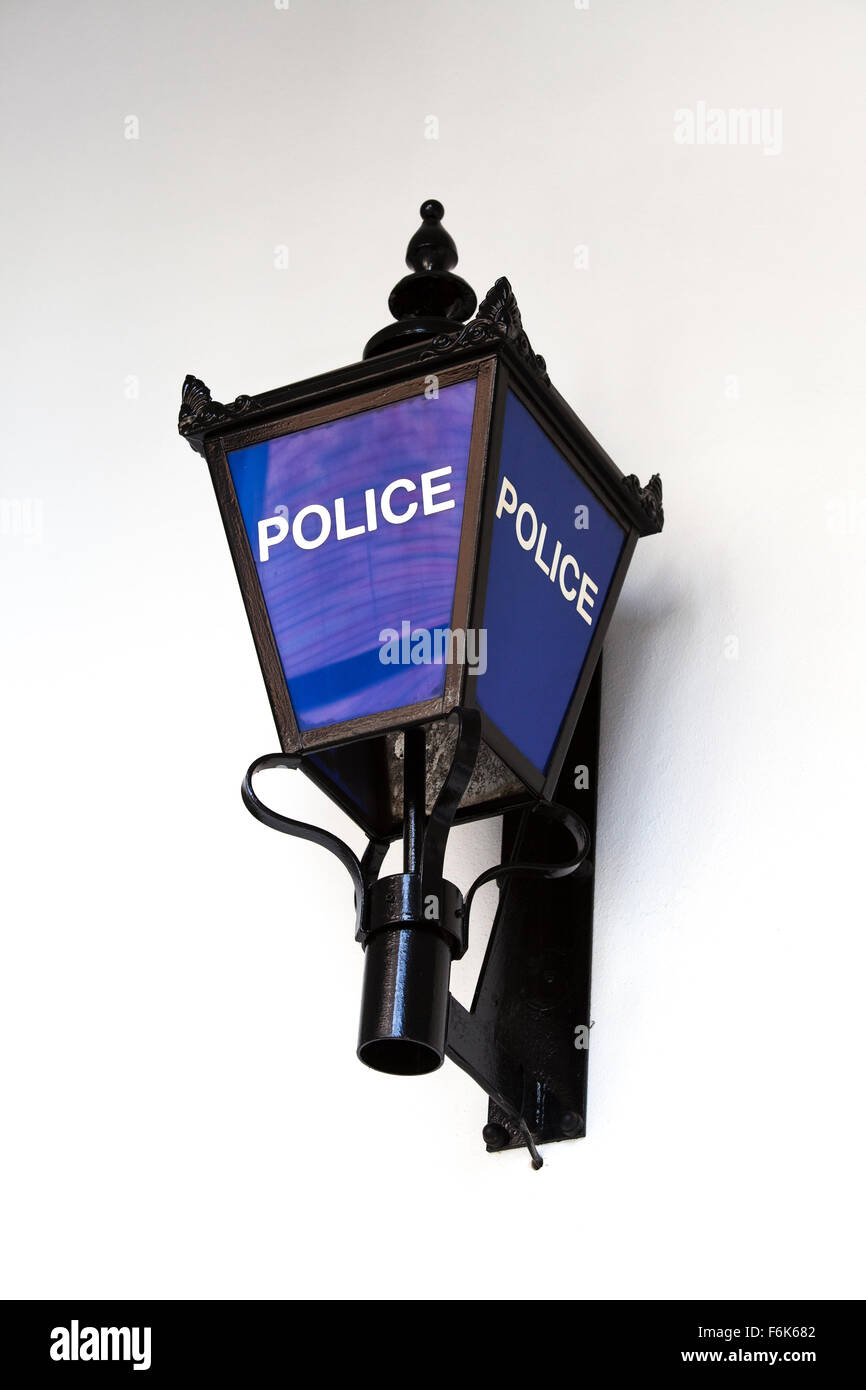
(257, 466), (455, 561)
(496, 476), (599, 625)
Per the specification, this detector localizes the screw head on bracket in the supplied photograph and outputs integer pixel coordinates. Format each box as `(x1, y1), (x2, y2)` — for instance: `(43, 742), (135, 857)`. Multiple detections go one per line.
(482, 1122), (510, 1152)
(560, 1109), (583, 1137)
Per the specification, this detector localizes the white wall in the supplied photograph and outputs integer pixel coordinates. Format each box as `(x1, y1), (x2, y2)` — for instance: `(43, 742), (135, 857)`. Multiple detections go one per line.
(2, 0), (864, 1300)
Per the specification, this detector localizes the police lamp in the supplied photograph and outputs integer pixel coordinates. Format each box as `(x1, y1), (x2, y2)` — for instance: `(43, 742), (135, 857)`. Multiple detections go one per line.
(178, 199), (663, 1167)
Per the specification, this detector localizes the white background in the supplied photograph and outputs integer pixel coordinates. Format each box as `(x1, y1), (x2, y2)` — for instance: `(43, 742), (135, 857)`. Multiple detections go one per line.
(2, 0), (864, 1300)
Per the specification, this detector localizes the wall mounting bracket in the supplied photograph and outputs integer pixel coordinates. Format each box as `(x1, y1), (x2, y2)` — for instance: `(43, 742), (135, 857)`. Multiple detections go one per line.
(239, 663), (600, 1169)
(446, 661), (601, 1166)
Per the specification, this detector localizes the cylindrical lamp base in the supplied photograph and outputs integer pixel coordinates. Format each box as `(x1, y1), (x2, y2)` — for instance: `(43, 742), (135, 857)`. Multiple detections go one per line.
(357, 926), (451, 1075)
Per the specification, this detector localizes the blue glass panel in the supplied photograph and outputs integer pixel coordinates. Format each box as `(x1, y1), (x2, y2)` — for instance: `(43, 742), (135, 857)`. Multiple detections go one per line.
(477, 391), (626, 773)
(227, 379), (476, 730)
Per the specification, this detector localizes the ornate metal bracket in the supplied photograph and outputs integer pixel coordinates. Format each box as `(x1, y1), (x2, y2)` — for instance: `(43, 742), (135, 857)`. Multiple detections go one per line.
(240, 695), (594, 1169)
(446, 662), (602, 1166)
(242, 751), (378, 939)
(420, 275), (550, 385)
(622, 472), (665, 529)
(178, 374), (252, 455)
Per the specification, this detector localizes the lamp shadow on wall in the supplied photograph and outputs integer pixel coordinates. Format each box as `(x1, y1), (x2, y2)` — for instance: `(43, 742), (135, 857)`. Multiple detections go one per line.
(451, 584), (689, 1011)
(595, 584), (690, 893)
(445, 812), (503, 1009)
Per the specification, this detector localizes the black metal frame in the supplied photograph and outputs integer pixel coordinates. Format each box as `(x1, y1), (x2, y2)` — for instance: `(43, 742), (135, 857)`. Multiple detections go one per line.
(203, 357), (496, 759)
(180, 281), (661, 831)
(460, 358), (639, 798)
(450, 660), (603, 1163)
(179, 232), (664, 1164)
(240, 694), (593, 1166)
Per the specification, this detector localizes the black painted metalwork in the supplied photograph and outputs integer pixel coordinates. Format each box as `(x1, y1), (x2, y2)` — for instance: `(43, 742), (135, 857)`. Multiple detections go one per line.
(364, 200), (477, 359)
(460, 798), (589, 950)
(240, 706), (593, 1162)
(453, 660), (603, 1163)
(356, 709), (478, 1074)
(241, 752), (369, 937)
(181, 198), (664, 1167)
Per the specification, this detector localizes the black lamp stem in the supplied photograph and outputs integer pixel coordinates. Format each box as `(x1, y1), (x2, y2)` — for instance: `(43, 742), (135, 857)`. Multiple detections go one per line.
(402, 726), (426, 875)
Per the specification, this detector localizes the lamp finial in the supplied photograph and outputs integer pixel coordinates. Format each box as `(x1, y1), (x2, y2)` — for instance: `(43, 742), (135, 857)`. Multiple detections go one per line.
(363, 199), (477, 359)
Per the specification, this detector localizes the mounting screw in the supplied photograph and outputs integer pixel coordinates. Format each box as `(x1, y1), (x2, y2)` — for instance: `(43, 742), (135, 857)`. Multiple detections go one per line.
(560, 1110), (583, 1137)
(482, 1122), (509, 1151)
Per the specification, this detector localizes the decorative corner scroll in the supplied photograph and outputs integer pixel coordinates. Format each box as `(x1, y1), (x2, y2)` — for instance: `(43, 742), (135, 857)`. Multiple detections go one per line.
(420, 276), (550, 385)
(622, 472), (664, 530)
(178, 374), (252, 446)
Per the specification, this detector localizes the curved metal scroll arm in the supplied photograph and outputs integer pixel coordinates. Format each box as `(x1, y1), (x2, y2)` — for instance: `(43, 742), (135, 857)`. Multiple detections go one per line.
(241, 752), (388, 939)
(459, 798), (591, 949)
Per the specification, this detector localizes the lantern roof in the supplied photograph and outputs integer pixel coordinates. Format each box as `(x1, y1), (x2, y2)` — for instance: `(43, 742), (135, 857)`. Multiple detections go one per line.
(178, 206), (662, 539)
